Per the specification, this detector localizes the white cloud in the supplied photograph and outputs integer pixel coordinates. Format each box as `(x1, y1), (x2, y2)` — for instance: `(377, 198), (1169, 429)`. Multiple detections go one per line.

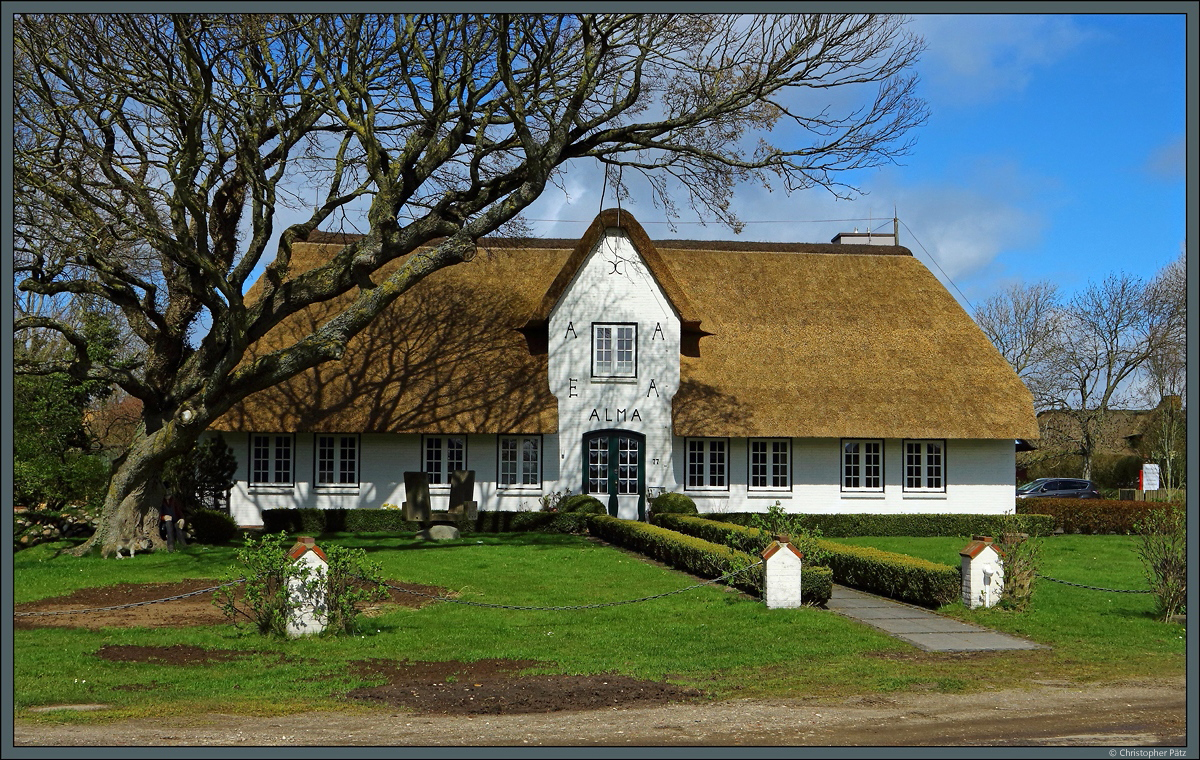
(913, 15), (1099, 105)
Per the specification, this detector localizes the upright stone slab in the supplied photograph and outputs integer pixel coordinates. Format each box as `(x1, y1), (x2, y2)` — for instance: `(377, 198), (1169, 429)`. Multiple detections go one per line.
(960, 535), (1004, 609)
(286, 536), (329, 637)
(762, 534), (804, 609)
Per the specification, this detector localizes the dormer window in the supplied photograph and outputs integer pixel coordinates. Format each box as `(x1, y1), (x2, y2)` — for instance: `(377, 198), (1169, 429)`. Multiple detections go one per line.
(593, 323), (637, 378)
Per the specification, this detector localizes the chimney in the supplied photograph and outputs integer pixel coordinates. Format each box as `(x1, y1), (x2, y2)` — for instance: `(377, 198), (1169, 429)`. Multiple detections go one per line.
(831, 231), (897, 246)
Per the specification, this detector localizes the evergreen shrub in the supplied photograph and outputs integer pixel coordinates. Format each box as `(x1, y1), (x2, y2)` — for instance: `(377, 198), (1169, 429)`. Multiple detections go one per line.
(650, 492), (698, 515)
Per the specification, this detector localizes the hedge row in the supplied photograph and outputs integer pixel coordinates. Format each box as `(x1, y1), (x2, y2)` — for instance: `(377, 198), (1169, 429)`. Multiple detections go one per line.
(589, 515), (833, 604)
(261, 508), (592, 535)
(1015, 498), (1184, 535)
(699, 512), (1055, 538)
(659, 514), (958, 609)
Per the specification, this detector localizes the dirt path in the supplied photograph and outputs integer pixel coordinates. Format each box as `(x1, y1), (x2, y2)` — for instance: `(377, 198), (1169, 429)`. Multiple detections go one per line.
(15, 677), (1187, 747)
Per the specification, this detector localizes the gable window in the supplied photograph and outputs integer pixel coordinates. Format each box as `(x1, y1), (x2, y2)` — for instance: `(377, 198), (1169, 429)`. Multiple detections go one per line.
(316, 435), (359, 486)
(424, 435), (466, 486)
(499, 435), (541, 489)
(592, 323), (636, 378)
(842, 439), (883, 491)
(904, 440), (945, 492)
(686, 438), (727, 490)
(251, 434), (294, 485)
(749, 439), (791, 490)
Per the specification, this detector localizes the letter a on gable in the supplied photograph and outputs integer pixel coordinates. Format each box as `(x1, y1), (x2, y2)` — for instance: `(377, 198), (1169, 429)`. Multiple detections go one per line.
(653, 322), (665, 341)
(564, 321), (577, 339)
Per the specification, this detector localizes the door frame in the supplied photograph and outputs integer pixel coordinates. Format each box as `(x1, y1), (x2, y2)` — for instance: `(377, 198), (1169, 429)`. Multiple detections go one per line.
(582, 429), (646, 520)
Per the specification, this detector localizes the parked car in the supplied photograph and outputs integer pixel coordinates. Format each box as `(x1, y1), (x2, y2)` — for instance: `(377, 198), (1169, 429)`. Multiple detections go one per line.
(1016, 478), (1101, 499)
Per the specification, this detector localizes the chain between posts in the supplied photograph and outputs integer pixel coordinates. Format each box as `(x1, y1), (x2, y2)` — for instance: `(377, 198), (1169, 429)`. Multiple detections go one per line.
(371, 560), (766, 611)
(1036, 574), (1153, 594)
(13, 579), (247, 617)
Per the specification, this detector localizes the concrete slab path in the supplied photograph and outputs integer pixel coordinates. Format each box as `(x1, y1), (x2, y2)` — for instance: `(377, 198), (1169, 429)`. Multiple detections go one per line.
(826, 585), (1045, 652)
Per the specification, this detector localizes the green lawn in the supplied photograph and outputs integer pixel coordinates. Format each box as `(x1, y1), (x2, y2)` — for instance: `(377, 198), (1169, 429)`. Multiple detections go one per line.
(13, 531), (1185, 722)
(825, 534), (1186, 679)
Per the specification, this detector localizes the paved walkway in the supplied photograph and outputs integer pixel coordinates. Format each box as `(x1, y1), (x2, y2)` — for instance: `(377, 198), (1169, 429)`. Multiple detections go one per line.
(826, 585), (1045, 652)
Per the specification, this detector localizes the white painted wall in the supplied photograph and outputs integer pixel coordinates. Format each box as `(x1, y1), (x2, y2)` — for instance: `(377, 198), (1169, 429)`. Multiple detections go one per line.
(545, 229), (682, 517)
(678, 438), (1016, 515)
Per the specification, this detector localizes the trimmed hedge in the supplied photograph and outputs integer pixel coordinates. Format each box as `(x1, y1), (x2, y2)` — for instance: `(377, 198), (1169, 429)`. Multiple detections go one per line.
(700, 512), (1055, 538)
(649, 492), (698, 515)
(558, 494), (608, 515)
(590, 515), (832, 604)
(261, 508), (592, 535)
(190, 508), (239, 544)
(819, 542), (960, 609)
(660, 513), (957, 609)
(1015, 498), (1185, 535)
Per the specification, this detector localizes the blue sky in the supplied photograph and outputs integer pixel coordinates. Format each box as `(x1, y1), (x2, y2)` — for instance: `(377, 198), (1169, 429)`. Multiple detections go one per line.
(519, 13), (1188, 310)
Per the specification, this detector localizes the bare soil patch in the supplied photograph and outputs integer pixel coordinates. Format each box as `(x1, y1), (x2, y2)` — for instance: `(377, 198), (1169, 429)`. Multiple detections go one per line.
(346, 658), (703, 715)
(14, 578), (443, 630)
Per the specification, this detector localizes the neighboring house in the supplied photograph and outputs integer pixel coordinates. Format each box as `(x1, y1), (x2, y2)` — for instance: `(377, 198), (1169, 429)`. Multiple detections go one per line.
(210, 209), (1037, 527)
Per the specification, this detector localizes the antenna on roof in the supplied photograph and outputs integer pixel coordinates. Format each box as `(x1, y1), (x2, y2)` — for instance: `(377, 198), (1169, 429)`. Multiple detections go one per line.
(893, 208), (899, 246)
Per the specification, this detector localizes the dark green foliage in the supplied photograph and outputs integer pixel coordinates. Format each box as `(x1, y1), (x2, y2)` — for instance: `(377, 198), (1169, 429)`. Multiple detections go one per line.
(661, 513), (955, 608)
(649, 492), (698, 515)
(165, 435), (239, 514)
(1135, 507), (1187, 620)
(261, 508), (594, 535)
(590, 515), (833, 604)
(558, 494), (608, 515)
(994, 512), (1042, 611)
(12, 373), (110, 511)
(190, 509), (239, 544)
(1017, 498), (1184, 535)
(703, 511), (1055, 538)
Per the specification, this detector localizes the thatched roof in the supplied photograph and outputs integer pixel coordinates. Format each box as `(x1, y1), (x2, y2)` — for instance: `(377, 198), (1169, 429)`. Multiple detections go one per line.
(214, 210), (1037, 440)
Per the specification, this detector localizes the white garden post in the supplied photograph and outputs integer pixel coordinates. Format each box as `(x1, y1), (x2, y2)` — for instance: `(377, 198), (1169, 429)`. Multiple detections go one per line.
(960, 535), (1005, 609)
(286, 536), (329, 637)
(762, 535), (804, 609)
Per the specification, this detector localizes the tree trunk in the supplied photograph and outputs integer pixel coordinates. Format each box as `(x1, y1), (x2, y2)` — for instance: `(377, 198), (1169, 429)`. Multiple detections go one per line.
(72, 419), (195, 557)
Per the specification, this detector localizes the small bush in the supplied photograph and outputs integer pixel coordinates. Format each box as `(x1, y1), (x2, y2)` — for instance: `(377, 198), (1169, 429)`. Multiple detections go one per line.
(1135, 507), (1186, 620)
(558, 494), (608, 515)
(993, 511), (1043, 611)
(214, 532), (386, 637)
(650, 492), (698, 515)
(190, 508), (239, 544)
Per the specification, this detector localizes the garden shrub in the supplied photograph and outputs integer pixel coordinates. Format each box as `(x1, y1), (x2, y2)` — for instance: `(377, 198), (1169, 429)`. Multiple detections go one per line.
(262, 508), (595, 535)
(558, 494), (608, 515)
(591, 516), (832, 604)
(700, 511), (1055, 538)
(190, 508), (239, 544)
(1016, 498), (1184, 535)
(649, 492), (698, 515)
(214, 532), (386, 637)
(1135, 506), (1186, 620)
(660, 514), (956, 608)
(993, 511), (1042, 611)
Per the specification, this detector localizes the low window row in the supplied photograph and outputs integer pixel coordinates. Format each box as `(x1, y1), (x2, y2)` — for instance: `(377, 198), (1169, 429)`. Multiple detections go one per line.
(248, 434), (542, 489)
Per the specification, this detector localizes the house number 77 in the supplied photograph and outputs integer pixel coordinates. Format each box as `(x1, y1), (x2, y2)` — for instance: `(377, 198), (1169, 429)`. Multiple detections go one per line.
(651, 458), (661, 465)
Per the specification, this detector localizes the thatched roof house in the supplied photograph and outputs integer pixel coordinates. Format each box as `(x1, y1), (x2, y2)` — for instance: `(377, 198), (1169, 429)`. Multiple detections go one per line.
(213, 209), (1037, 525)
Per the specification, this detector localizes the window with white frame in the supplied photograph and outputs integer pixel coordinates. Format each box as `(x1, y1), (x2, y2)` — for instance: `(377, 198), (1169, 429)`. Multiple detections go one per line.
(749, 439), (790, 490)
(686, 438), (727, 490)
(423, 435), (466, 485)
(251, 434), (294, 485)
(316, 435), (358, 486)
(592, 323), (636, 377)
(904, 440), (945, 491)
(842, 439), (883, 491)
(499, 435), (540, 488)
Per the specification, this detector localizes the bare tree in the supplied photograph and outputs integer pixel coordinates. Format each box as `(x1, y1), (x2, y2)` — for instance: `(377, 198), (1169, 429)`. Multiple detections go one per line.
(14, 13), (927, 556)
(1039, 273), (1172, 480)
(973, 281), (1061, 409)
(1136, 255), (1186, 491)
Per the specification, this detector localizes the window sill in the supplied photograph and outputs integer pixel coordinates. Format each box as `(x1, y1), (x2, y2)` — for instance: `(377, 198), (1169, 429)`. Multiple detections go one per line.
(747, 491), (792, 499)
(314, 485), (361, 492)
(248, 484), (295, 493)
(841, 492), (886, 499)
(590, 376), (638, 384)
(497, 488), (542, 495)
(685, 490), (730, 498)
(902, 492), (947, 499)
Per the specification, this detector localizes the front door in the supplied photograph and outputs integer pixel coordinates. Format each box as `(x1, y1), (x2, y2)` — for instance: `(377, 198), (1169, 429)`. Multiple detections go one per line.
(583, 430), (645, 520)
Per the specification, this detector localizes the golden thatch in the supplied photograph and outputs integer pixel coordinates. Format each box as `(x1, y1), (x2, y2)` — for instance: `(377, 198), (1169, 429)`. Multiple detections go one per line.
(214, 210), (1037, 440)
